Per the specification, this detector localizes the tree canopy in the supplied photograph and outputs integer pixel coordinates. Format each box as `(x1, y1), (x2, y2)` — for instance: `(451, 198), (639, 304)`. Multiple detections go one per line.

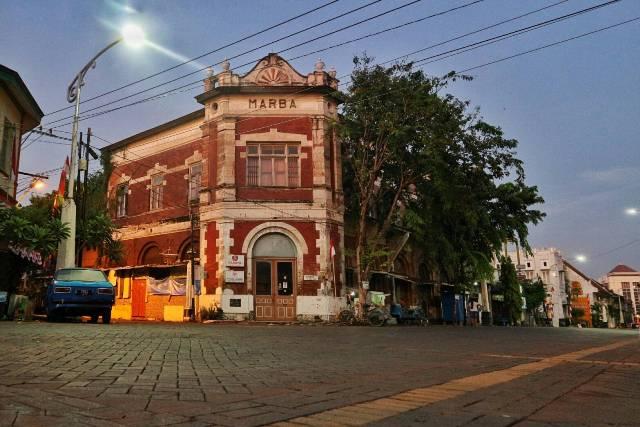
(338, 56), (544, 301)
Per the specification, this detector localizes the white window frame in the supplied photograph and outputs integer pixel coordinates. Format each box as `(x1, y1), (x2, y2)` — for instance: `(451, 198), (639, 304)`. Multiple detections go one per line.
(116, 184), (128, 218)
(150, 174), (163, 210)
(246, 143), (300, 187)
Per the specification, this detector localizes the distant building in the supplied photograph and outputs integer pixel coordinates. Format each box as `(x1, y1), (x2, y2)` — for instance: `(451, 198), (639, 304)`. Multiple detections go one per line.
(605, 264), (640, 316)
(563, 261), (617, 328)
(0, 64), (43, 206)
(504, 247), (568, 327)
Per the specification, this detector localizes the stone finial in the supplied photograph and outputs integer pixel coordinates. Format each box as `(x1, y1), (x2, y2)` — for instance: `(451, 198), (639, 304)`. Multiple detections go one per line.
(315, 58), (325, 72)
(328, 66), (336, 78)
(205, 66), (214, 78)
(221, 58), (230, 72)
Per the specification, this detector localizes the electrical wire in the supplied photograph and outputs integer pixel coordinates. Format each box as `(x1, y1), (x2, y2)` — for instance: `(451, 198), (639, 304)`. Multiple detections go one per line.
(43, 0), (342, 117)
(45, 0), (618, 131)
(42, 0), (425, 128)
(43, 0), (383, 120)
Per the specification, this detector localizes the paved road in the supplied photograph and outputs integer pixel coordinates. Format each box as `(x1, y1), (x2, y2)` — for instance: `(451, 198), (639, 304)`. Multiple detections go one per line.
(0, 322), (638, 426)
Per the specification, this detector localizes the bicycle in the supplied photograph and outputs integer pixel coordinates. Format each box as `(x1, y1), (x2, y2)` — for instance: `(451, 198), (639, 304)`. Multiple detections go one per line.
(338, 301), (388, 327)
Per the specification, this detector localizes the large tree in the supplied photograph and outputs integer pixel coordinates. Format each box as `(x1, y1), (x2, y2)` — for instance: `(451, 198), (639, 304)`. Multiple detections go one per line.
(338, 56), (543, 312)
(75, 152), (123, 266)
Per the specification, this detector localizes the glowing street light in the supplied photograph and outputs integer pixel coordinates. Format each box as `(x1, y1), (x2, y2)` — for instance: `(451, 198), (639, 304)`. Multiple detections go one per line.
(121, 23), (146, 48)
(625, 207), (639, 216)
(32, 179), (46, 191)
(575, 254), (587, 263)
(57, 23), (146, 270)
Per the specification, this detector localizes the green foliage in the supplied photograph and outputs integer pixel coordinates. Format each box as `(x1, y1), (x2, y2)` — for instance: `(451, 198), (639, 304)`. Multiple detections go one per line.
(200, 305), (224, 321)
(522, 278), (546, 315)
(591, 303), (604, 327)
(0, 207), (70, 258)
(77, 213), (124, 266)
(499, 256), (522, 325)
(338, 55), (544, 292)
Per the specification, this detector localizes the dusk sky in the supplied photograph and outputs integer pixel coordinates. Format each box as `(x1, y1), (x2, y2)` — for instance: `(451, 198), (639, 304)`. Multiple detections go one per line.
(2, 0), (639, 278)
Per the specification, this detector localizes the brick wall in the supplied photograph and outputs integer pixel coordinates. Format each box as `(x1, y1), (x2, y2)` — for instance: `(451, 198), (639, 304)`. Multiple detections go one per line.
(119, 229), (191, 267)
(110, 138), (202, 227)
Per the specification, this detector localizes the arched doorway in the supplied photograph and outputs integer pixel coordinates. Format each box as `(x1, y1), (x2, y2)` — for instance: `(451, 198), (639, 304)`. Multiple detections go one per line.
(253, 233), (297, 321)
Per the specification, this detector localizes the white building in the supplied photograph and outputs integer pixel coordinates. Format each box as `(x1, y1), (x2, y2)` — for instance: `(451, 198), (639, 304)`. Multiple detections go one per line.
(564, 261), (617, 328)
(498, 247), (568, 327)
(604, 264), (640, 316)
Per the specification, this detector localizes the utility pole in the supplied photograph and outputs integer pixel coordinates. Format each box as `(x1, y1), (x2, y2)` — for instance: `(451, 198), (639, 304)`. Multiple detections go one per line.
(83, 129), (92, 228)
(188, 196), (199, 320)
(56, 77), (82, 270)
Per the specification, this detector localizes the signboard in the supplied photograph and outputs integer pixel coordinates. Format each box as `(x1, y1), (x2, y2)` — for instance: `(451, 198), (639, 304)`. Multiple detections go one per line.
(362, 281), (369, 290)
(224, 270), (245, 283)
(303, 274), (319, 281)
(226, 254), (245, 267)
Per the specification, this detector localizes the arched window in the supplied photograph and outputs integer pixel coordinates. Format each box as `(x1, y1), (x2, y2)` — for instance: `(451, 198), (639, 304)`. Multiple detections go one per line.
(140, 245), (162, 265)
(253, 233), (296, 258)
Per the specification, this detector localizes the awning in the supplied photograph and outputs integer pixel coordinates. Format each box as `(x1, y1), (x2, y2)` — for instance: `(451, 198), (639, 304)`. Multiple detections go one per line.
(104, 263), (188, 271)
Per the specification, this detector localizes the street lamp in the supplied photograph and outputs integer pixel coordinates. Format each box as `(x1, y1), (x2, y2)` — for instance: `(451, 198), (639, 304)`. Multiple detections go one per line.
(16, 177), (47, 206)
(625, 207), (638, 216)
(56, 23), (145, 269)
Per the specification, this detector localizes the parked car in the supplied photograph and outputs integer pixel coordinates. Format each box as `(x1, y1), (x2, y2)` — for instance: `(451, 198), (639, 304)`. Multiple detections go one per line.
(46, 268), (115, 323)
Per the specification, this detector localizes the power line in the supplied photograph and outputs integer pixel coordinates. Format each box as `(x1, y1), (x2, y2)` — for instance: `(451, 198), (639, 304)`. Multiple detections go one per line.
(34, 12), (638, 156)
(377, 0), (570, 66)
(43, 0), (608, 128)
(43, 0), (341, 117)
(456, 16), (640, 74)
(43, 0), (382, 119)
(57, 12), (638, 222)
(42, 0), (424, 128)
(410, 0), (622, 66)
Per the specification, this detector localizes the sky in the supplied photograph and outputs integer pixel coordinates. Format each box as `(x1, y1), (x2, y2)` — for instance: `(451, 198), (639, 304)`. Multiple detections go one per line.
(1, 0), (639, 278)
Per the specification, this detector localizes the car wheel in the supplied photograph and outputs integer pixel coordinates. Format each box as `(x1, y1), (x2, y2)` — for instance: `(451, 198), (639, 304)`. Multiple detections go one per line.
(102, 310), (112, 324)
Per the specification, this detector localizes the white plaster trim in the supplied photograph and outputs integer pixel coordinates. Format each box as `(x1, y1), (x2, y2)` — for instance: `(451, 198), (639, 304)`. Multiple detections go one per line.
(237, 128), (312, 147)
(116, 221), (191, 240)
(242, 222), (308, 292)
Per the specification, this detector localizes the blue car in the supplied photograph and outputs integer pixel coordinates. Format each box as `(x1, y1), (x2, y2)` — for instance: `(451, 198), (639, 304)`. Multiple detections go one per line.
(46, 268), (115, 324)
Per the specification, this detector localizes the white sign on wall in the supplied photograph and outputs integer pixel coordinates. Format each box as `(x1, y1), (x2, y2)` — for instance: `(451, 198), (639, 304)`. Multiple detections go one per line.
(226, 254), (245, 267)
(303, 275), (319, 281)
(225, 270), (245, 283)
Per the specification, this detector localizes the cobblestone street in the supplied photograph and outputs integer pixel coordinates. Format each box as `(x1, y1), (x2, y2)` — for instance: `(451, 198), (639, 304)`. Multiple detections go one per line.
(0, 322), (638, 426)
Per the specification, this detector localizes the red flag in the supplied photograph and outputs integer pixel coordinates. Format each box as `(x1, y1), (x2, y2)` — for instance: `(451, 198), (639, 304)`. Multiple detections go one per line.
(53, 157), (70, 211)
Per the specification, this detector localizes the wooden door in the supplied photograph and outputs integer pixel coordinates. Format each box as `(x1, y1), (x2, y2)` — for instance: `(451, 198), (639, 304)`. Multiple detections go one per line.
(254, 259), (296, 321)
(132, 279), (146, 318)
(254, 261), (273, 320)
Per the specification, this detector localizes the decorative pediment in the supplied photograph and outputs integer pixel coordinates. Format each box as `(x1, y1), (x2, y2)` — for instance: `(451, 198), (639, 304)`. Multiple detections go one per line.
(241, 54), (307, 86)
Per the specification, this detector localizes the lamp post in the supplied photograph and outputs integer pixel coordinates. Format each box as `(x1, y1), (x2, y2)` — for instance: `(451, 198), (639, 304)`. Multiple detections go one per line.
(56, 24), (145, 269)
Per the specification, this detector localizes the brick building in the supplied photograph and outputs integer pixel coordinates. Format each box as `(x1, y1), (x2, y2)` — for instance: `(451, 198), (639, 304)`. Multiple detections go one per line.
(101, 54), (344, 321)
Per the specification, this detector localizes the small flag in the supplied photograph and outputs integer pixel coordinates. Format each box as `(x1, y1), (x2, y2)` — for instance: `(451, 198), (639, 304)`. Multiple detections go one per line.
(53, 157), (70, 211)
(330, 241), (336, 258)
